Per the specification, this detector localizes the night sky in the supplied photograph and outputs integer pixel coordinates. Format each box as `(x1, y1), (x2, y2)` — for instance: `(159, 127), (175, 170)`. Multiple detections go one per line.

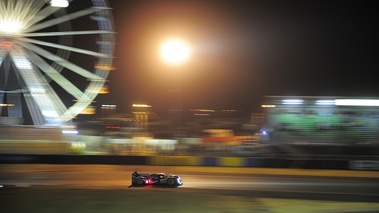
(98, 0), (379, 117)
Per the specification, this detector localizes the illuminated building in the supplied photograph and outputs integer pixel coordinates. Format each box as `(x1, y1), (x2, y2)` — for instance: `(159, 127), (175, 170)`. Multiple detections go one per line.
(132, 104), (151, 131)
(260, 96), (379, 144)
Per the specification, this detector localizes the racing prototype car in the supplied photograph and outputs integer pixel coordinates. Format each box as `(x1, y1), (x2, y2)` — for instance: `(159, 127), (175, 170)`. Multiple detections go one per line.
(131, 171), (183, 186)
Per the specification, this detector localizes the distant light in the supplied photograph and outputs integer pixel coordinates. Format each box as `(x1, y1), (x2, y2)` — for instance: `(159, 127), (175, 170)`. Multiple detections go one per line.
(222, 110), (236, 112)
(80, 107), (96, 115)
(62, 130), (78, 134)
(101, 104), (116, 109)
(261, 105), (276, 108)
(191, 109), (216, 112)
(316, 100), (335, 105)
(91, 16), (109, 22)
(95, 64), (116, 71)
(335, 99), (379, 106)
(106, 125), (120, 129)
(0, 103), (15, 107)
(133, 104), (151, 108)
(71, 142), (86, 148)
(282, 99), (303, 105)
(98, 86), (109, 94)
(50, 0), (69, 7)
(194, 113), (210, 116)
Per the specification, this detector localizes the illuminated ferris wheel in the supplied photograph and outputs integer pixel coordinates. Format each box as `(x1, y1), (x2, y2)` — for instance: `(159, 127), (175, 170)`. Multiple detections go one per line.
(0, 0), (115, 126)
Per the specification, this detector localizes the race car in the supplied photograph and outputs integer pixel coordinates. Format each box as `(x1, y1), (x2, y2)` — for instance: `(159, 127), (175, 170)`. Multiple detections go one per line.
(131, 171), (183, 186)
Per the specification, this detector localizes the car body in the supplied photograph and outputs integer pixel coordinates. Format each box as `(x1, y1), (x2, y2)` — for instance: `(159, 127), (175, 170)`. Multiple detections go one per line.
(131, 172), (183, 186)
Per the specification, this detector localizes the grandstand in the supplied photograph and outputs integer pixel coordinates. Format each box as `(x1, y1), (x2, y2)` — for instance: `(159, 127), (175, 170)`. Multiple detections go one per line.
(260, 96), (379, 144)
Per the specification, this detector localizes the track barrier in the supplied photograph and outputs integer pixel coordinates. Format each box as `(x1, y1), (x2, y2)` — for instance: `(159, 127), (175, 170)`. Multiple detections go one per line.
(0, 154), (361, 170)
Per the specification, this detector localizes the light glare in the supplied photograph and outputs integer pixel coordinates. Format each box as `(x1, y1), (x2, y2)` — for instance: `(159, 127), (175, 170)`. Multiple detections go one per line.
(0, 21), (22, 34)
(160, 39), (191, 65)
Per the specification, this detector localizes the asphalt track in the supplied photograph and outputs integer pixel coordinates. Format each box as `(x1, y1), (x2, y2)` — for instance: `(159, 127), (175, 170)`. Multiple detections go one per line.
(1, 165), (379, 213)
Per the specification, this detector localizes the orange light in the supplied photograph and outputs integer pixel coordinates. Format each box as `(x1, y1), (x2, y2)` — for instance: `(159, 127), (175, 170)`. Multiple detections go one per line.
(95, 64), (116, 71)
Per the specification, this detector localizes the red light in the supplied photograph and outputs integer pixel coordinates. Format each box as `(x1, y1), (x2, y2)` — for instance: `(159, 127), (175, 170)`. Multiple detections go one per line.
(145, 180), (148, 184)
(105, 125), (120, 129)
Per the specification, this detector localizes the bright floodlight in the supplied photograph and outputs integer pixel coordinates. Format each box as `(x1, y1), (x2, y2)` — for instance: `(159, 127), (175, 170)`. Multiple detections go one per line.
(160, 39), (191, 65)
(0, 20), (22, 34)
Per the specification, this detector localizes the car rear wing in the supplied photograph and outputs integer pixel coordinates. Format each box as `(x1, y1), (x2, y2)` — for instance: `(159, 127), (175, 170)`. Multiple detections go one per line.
(131, 172), (149, 184)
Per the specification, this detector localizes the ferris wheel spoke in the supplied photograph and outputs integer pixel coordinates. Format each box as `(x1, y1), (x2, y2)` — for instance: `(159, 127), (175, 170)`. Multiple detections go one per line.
(0, 48), (13, 88)
(15, 1), (46, 27)
(23, 93), (45, 126)
(0, 49), (6, 67)
(62, 99), (94, 121)
(23, 30), (115, 37)
(17, 78), (45, 126)
(17, 37), (111, 58)
(9, 46), (67, 125)
(24, 7), (100, 33)
(22, 4), (63, 29)
(19, 41), (105, 80)
(25, 49), (92, 101)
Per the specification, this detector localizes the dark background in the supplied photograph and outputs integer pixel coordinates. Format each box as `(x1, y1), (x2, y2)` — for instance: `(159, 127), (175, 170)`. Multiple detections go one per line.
(97, 0), (378, 117)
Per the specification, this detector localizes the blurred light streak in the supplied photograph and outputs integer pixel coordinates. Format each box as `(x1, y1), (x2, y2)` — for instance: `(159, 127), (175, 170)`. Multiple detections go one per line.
(80, 106), (96, 114)
(282, 99), (303, 105)
(0, 103), (15, 106)
(316, 100), (335, 105)
(133, 104), (152, 108)
(101, 104), (116, 109)
(335, 99), (379, 106)
(261, 105), (276, 108)
(62, 130), (78, 134)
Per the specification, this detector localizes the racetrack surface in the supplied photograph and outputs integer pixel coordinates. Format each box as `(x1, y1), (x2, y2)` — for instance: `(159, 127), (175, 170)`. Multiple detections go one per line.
(1, 165), (379, 212)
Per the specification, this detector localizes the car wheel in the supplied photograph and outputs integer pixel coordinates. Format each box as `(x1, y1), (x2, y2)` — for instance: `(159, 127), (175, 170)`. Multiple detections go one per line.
(167, 178), (175, 186)
(136, 178), (144, 185)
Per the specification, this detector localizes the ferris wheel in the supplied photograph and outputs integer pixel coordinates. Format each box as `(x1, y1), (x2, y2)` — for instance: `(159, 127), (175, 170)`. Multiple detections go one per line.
(0, 0), (115, 126)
